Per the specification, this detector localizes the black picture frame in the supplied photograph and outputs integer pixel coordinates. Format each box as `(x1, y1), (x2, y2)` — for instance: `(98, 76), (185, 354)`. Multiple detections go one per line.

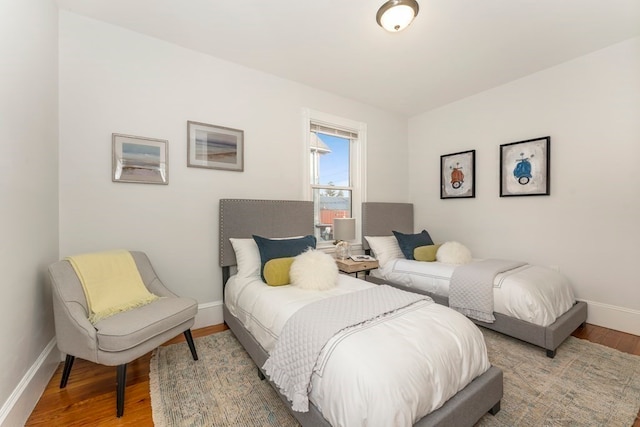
(440, 149), (475, 199)
(500, 136), (550, 197)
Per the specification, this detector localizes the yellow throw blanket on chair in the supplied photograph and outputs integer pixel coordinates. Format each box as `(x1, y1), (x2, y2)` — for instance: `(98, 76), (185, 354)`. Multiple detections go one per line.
(67, 250), (159, 324)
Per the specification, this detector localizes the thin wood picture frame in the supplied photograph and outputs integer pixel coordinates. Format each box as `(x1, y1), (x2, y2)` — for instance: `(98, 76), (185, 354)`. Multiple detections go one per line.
(187, 121), (244, 171)
(112, 133), (168, 185)
(500, 136), (550, 197)
(440, 149), (476, 199)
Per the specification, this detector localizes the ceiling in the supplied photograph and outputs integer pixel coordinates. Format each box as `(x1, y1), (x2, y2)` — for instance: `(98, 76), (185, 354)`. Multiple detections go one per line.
(56, 0), (640, 117)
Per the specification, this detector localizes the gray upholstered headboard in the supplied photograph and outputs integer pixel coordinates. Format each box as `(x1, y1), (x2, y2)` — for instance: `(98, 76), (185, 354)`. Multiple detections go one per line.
(219, 199), (314, 268)
(361, 202), (414, 250)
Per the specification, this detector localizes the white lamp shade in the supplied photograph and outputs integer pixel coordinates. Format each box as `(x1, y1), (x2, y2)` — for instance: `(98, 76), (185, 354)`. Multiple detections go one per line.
(333, 218), (356, 241)
(376, 0), (419, 32)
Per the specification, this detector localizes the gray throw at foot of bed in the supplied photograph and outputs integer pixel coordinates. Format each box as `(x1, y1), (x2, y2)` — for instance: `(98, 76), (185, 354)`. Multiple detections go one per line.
(450, 259), (526, 323)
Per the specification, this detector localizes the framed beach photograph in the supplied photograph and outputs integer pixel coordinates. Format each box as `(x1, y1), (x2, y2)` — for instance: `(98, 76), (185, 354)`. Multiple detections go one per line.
(187, 121), (244, 171)
(112, 134), (168, 185)
(500, 136), (550, 197)
(440, 149), (475, 199)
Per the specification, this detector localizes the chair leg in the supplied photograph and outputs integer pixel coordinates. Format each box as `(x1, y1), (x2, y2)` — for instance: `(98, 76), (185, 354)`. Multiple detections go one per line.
(184, 329), (198, 360)
(60, 354), (75, 388)
(116, 364), (127, 417)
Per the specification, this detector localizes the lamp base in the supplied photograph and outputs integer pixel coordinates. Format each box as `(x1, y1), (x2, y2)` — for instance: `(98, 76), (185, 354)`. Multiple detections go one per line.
(335, 241), (351, 260)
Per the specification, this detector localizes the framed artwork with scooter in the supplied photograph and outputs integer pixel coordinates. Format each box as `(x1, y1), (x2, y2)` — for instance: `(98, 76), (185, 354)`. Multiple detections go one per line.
(440, 149), (476, 199)
(500, 136), (550, 197)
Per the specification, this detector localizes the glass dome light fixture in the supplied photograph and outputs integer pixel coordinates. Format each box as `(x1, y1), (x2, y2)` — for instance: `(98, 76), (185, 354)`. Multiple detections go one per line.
(376, 0), (420, 32)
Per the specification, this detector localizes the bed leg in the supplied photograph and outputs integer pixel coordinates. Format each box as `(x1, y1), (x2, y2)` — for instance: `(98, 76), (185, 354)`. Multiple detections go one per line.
(489, 401), (501, 415)
(257, 368), (265, 380)
(579, 321), (586, 329)
(546, 349), (556, 358)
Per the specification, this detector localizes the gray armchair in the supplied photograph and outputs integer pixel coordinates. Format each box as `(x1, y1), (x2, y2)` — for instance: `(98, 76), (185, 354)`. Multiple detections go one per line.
(48, 250), (198, 417)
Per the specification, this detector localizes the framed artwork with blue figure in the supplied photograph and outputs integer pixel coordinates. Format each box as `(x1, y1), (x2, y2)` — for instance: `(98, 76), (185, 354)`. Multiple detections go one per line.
(500, 136), (550, 197)
(440, 149), (475, 199)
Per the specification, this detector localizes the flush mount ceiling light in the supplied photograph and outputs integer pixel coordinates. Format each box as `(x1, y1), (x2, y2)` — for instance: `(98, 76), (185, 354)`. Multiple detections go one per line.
(376, 0), (420, 32)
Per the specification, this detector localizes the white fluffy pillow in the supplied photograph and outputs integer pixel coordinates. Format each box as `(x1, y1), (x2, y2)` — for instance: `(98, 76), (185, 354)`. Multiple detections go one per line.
(290, 250), (338, 291)
(436, 241), (472, 265)
(364, 236), (404, 267)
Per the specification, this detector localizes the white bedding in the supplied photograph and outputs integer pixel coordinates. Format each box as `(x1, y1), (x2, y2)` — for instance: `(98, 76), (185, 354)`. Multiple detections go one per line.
(373, 258), (576, 327)
(225, 274), (490, 427)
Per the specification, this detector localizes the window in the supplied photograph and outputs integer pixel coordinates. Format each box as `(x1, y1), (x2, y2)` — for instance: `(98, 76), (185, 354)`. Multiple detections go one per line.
(303, 109), (366, 247)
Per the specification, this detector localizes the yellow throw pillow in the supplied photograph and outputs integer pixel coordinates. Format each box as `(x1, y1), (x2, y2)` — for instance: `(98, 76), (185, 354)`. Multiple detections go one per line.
(263, 257), (295, 286)
(414, 244), (442, 262)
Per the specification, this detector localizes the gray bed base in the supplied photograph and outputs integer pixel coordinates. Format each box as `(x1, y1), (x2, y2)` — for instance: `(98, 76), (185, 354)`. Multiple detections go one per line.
(366, 275), (587, 357)
(362, 202), (588, 358)
(219, 198), (503, 427)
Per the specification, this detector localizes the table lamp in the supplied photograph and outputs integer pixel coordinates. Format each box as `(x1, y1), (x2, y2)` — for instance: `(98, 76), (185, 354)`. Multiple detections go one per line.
(333, 218), (356, 260)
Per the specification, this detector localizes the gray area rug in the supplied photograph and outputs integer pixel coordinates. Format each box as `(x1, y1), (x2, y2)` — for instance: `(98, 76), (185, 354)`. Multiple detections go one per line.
(476, 328), (640, 426)
(150, 330), (298, 426)
(150, 328), (640, 426)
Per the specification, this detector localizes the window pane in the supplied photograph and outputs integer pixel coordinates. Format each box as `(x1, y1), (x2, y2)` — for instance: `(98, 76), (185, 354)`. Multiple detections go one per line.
(313, 188), (352, 243)
(316, 133), (350, 187)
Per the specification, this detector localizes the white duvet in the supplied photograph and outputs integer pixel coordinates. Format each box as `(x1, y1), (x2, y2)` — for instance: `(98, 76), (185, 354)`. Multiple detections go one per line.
(374, 259), (576, 327)
(225, 274), (490, 427)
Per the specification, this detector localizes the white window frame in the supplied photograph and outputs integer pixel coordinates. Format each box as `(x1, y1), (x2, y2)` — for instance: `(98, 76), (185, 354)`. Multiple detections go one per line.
(302, 108), (367, 249)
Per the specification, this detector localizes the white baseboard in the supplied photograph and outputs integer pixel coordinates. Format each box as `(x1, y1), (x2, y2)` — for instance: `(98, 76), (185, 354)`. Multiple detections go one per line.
(0, 338), (60, 427)
(193, 300), (224, 330)
(580, 299), (640, 336)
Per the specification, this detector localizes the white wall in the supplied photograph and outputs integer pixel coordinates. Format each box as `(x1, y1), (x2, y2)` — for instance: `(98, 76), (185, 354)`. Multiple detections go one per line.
(0, 0), (60, 425)
(58, 12), (409, 326)
(408, 37), (640, 335)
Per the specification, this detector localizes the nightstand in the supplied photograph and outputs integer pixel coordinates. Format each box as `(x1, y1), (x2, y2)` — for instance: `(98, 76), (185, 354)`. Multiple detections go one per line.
(335, 258), (379, 278)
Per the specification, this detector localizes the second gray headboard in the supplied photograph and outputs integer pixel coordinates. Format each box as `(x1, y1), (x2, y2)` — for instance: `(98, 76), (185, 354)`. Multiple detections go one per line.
(361, 202), (414, 250)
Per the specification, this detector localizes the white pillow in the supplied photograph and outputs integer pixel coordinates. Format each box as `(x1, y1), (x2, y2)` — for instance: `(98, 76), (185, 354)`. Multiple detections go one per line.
(436, 241), (472, 265)
(364, 235), (404, 268)
(229, 238), (261, 279)
(290, 250), (338, 291)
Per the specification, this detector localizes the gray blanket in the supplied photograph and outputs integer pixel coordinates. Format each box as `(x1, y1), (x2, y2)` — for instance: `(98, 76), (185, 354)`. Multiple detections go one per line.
(262, 285), (428, 412)
(449, 259), (526, 323)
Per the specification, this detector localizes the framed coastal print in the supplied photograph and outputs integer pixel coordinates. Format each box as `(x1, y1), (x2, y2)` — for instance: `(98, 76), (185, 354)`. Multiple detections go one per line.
(112, 133), (168, 184)
(440, 149), (475, 199)
(500, 136), (550, 197)
(187, 121), (244, 171)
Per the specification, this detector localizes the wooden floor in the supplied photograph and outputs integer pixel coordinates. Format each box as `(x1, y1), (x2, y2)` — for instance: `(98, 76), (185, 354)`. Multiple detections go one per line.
(26, 323), (640, 427)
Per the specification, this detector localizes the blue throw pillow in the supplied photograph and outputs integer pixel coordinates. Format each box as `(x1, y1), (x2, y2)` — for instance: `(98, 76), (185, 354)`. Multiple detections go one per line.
(392, 230), (434, 260)
(252, 235), (317, 281)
